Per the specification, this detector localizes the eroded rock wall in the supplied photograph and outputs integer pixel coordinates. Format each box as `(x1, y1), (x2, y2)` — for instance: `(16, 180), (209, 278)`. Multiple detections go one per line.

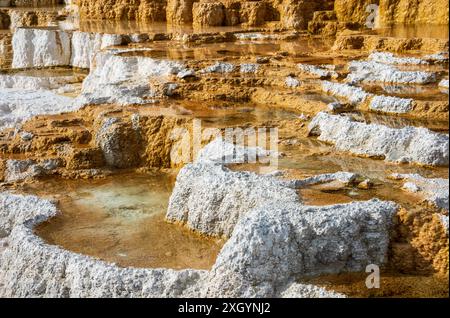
(74, 0), (334, 29)
(379, 0), (449, 25)
(78, 0), (167, 21)
(166, 0), (195, 24)
(335, 0), (449, 26)
(334, 0), (378, 25)
(72, 0), (450, 29)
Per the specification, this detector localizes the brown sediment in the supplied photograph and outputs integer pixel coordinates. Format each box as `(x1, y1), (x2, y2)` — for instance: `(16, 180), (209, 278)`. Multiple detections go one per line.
(299, 187), (355, 206)
(297, 177), (427, 209)
(249, 88), (330, 114)
(410, 100), (450, 122)
(0, 159), (5, 182)
(0, 33), (12, 69)
(390, 208), (449, 276)
(301, 271), (449, 298)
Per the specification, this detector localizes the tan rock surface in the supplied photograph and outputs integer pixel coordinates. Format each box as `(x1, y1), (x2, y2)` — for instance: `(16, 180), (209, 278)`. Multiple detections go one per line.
(166, 0), (196, 24)
(379, 0), (449, 25)
(335, 0), (449, 26)
(193, 1), (225, 27)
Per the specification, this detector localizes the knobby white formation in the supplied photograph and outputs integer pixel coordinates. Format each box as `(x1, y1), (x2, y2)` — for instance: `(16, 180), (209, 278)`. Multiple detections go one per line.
(167, 139), (397, 297)
(368, 52), (429, 65)
(346, 61), (437, 85)
(0, 88), (76, 130)
(298, 64), (339, 79)
(321, 81), (414, 114)
(2, 41), (195, 131)
(12, 27), (125, 70)
(4, 159), (63, 183)
(280, 283), (346, 298)
(381, 85), (425, 95)
(0, 73), (82, 91)
(167, 138), (290, 237)
(0, 138), (401, 298)
(12, 28), (72, 69)
(440, 215), (449, 233)
(234, 33), (275, 40)
(285, 76), (300, 88)
(293, 171), (359, 188)
(0, 193), (206, 298)
(166, 163), (299, 238)
(76, 49), (189, 106)
(167, 138), (387, 241)
(240, 63), (259, 73)
(308, 112), (449, 166)
(369, 95), (413, 114)
(94, 117), (140, 169)
(391, 173), (449, 212)
(0, 192), (351, 298)
(205, 199), (397, 297)
(424, 52), (449, 63)
(0, 194), (206, 297)
(1, 47), (192, 130)
(201, 62), (235, 74)
(321, 81), (371, 104)
(195, 137), (278, 165)
(70, 31), (124, 68)
(0, 193), (57, 237)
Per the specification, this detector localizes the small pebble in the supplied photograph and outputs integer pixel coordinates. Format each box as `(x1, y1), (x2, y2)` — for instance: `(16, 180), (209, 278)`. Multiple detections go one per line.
(358, 179), (373, 190)
(20, 132), (34, 141)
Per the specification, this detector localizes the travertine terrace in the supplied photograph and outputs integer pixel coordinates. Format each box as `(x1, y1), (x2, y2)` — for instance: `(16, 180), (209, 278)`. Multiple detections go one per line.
(0, 0), (448, 298)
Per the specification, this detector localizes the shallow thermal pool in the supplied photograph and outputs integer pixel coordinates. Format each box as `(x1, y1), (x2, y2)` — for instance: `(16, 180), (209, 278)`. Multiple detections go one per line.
(28, 172), (224, 270)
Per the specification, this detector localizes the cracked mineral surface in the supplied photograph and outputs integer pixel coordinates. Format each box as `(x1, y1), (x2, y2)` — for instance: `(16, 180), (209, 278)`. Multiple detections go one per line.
(0, 0), (448, 299)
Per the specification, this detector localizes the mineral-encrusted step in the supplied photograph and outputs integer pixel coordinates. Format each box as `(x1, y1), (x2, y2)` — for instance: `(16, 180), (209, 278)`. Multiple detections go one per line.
(308, 112), (449, 166)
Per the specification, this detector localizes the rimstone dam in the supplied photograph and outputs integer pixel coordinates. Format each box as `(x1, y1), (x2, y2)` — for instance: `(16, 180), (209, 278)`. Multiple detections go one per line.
(0, 0), (448, 298)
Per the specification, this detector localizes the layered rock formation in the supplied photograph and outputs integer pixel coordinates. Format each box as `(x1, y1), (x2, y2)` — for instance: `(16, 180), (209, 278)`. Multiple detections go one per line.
(334, 0), (376, 25)
(74, 0), (330, 29)
(166, 0), (195, 24)
(378, 0), (449, 25)
(70, 0), (450, 29)
(335, 0), (449, 26)
(2, 0), (448, 32)
(78, 0), (167, 21)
